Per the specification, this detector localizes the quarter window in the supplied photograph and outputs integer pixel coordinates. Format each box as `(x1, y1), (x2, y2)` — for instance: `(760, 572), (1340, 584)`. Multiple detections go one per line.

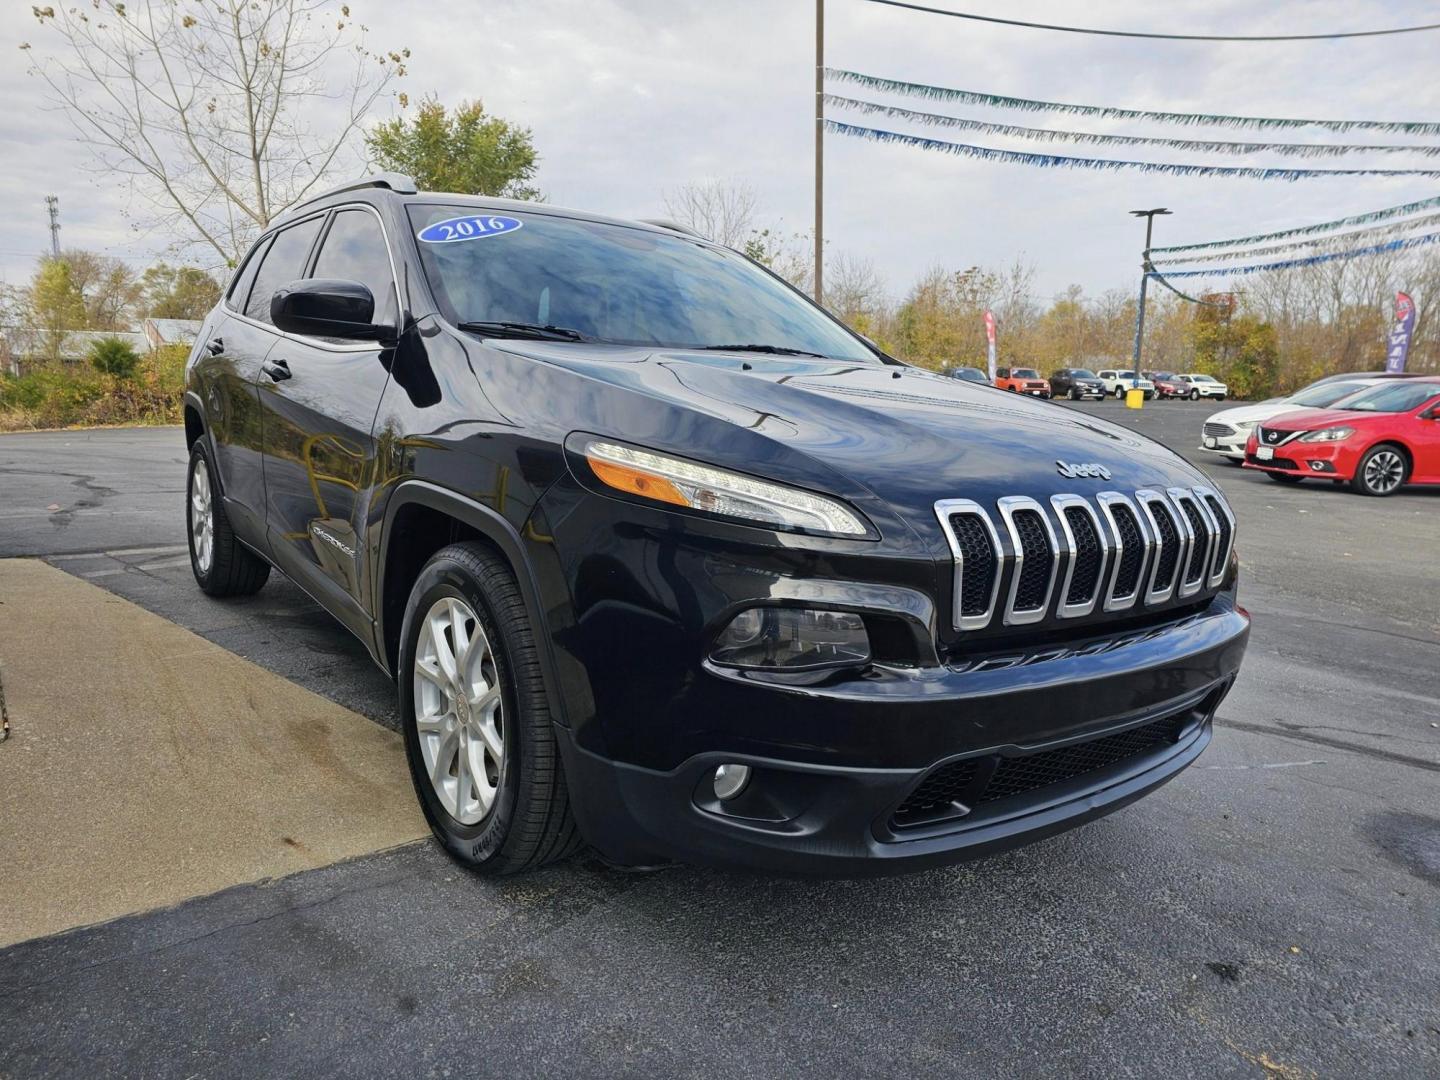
(226, 235), (271, 313)
(244, 216), (324, 324)
(310, 209), (398, 327)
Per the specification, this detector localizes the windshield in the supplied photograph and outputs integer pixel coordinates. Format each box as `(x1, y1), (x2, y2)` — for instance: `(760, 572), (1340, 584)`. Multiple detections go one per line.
(406, 205), (874, 360)
(1190, 375), (1216, 383)
(1153, 372), (1176, 380)
(1336, 382), (1440, 413)
(1288, 381), (1367, 408)
(1013, 368), (1040, 378)
(1071, 369), (1097, 379)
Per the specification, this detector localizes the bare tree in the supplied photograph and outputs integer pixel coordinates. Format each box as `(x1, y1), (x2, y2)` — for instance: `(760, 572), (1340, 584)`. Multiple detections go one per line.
(663, 179), (759, 248)
(825, 253), (885, 325)
(26, 1), (406, 266)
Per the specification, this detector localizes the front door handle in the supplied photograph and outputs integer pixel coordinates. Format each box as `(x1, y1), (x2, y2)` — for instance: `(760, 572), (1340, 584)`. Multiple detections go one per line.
(206, 337), (225, 356)
(261, 358), (291, 382)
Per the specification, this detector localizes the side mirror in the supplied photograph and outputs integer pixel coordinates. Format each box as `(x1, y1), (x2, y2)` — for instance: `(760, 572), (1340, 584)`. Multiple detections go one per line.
(271, 278), (389, 341)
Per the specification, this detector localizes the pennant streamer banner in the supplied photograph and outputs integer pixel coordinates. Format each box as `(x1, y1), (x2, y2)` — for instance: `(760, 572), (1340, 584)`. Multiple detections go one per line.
(1154, 230), (1440, 278)
(824, 120), (1440, 180)
(1150, 211), (1440, 265)
(1150, 195), (1440, 254)
(825, 95), (1440, 159)
(826, 69), (1440, 136)
(1146, 272), (1233, 306)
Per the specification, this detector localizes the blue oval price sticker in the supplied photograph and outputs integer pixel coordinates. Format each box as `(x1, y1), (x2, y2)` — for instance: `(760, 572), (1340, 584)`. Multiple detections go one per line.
(417, 214), (523, 244)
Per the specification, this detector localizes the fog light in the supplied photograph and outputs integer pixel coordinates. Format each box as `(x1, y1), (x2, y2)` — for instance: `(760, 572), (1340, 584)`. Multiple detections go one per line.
(711, 607), (870, 670)
(713, 763), (751, 801)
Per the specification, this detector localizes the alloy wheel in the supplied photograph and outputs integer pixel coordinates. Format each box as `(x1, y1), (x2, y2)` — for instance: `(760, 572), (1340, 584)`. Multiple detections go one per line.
(413, 596), (505, 825)
(189, 459), (214, 574)
(1363, 449), (1404, 495)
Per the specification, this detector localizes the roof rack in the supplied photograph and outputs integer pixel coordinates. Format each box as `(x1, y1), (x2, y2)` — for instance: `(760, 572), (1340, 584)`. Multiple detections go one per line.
(640, 218), (705, 238)
(287, 173), (418, 213)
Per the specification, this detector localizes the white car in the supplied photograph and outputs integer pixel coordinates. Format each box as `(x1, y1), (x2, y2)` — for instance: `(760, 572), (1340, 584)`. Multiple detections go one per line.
(1177, 374), (1228, 400)
(1095, 369), (1155, 398)
(1199, 376), (1390, 460)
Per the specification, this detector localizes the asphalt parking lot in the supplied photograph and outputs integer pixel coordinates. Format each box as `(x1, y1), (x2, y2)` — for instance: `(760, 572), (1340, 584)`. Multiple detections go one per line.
(1, 400), (1437, 1078)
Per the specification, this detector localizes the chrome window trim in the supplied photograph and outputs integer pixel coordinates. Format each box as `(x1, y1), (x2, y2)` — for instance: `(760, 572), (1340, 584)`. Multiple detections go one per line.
(995, 495), (1060, 626)
(934, 499), (1004, 631)
(1168, 487), (1212, 598)
(222, 202), (406, 355)
(1194, 485), (1236, 588)
(1049, 493), (1108, 619)
(1135, 489), (1184, 606)
(1095, 491), (1151, 613)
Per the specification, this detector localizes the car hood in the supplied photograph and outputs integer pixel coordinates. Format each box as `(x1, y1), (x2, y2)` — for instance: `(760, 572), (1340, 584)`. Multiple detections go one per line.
(501, 344), (1211, 520)
(1208, 400), (1293, 425)
(1260, 406), (1386, 433)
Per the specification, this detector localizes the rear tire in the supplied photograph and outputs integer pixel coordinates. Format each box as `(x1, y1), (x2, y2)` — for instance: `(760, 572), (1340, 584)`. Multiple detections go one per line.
(187, 441), (270, 597)
(1350, 444), (1408, 497)
(398, 542), (581, 875)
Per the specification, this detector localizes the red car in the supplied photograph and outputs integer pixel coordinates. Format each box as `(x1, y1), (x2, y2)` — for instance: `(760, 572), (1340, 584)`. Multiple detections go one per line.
(1242, 377), (1440, 496)
(1147, 371), (1190, 399)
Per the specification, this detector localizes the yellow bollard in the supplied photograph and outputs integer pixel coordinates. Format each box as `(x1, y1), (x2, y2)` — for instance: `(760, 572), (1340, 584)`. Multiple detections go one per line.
(1125, 388), (1145, 409)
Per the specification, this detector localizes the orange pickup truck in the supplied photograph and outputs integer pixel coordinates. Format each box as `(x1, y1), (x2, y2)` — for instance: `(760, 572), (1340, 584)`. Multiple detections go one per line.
(994, 366), (1051, 398)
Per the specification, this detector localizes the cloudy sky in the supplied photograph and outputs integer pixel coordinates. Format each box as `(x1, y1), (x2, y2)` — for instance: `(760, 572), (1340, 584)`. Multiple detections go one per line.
(4, 0), (1440, 307)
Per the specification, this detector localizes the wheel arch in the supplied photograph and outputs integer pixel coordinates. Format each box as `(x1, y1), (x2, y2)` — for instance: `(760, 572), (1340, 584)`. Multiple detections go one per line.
(183, 391), (206, 448)
(375, 481), (569, 724)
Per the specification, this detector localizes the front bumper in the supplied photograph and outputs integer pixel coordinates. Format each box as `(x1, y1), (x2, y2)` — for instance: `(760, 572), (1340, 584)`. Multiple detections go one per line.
(556, 600), (1249, 875)
(1242, 439), (1357, 478)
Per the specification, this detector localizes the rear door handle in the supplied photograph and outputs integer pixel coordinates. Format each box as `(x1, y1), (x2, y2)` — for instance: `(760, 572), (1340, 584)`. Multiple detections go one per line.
(206, 337), (225, 356)
(261, 358), (291, 382)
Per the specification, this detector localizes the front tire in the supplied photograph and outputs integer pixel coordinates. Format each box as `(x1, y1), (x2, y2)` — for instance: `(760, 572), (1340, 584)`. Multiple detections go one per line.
(1266, 471), (1304, 484)
(1351, 444), (1408, 497)
(1068, 387), (1079, 401)
(398, 542), (580, 875)
(1189, 388), (1200, 400)
(186, 441), (270, 596)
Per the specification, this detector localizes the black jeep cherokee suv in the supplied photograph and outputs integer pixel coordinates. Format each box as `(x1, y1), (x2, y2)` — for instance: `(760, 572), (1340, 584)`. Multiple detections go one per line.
(183, 174), (1248, 876)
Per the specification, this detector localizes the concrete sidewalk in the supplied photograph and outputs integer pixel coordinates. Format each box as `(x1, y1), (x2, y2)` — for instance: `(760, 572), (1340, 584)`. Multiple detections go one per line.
(0, 559), (426, 946)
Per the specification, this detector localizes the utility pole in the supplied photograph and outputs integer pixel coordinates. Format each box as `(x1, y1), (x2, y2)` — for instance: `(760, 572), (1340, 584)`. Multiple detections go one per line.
(44, 195), (60, 258)
(814, 0), (824, 305)
(1128, 207), (1171, 391)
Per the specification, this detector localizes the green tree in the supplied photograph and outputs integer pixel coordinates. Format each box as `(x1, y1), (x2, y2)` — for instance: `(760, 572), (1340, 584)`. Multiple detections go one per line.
(89, 336), (141, 379)
(1189, 307), (1280, 399)
(142, 264), (222, 320)
(30, 258), (88, 362)
(366, 98), (540, 198)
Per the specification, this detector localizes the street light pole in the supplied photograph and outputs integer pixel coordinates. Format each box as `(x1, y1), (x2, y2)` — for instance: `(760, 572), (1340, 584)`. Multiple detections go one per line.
(814, 0), (824, 305)
(1128, 207), (1171, 392)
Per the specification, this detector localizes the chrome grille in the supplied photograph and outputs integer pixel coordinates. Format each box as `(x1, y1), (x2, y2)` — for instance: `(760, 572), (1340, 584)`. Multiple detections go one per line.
(935, 486), (1236, 631)
(1203, 422), (1235, 437)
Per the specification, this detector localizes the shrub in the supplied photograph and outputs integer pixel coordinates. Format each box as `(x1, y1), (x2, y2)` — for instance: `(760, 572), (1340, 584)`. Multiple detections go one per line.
(0, 343), (189, 431)
(89, 337), (142, 378)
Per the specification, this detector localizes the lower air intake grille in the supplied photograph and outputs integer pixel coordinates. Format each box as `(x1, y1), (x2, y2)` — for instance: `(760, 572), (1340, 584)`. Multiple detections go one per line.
(1063, 507), (1102, 605)
(1011, 509), (1052, 611)
(1111, 504), (1144, 598)
(949, 513), (997, 619)
(892, 713), (1191, 828)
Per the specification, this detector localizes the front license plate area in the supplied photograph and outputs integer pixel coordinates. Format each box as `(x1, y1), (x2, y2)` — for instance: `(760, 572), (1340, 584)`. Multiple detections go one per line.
(1256, 445), (1274, 461)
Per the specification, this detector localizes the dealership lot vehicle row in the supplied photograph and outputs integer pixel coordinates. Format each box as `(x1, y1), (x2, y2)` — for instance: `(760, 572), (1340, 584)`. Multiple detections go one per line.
(1, 404), (1437, 1077)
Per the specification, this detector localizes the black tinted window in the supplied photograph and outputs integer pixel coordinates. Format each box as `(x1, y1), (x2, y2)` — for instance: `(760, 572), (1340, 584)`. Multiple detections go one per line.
(311, 209), (398, 327)
(226, 235), (271, 313)
(407, 206), (873, 361)
(245, 217), (324, 324)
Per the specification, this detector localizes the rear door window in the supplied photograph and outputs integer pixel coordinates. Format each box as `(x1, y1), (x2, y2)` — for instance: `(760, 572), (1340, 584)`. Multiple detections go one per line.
(244, 216), (325, 324)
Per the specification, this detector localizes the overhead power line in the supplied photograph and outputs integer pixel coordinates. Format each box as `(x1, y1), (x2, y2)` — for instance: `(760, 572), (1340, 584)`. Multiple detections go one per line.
(1150, 194), (1440, 253)
(825, 95), (1440, 158)
(825, 120), (1440, 179)
(862, 1), (1440, 41)
(827, 69), (1440, 135)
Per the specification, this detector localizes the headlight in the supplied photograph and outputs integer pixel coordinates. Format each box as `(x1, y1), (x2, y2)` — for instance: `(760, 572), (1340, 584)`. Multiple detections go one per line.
(580, 438), (869, 536)
(1232, 420), (1256, 430)
(1299, 427), (1355, 443)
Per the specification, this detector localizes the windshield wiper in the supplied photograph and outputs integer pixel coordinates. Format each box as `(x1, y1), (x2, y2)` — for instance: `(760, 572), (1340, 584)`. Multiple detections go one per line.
(699, 343), (829, 358)
(457, 321), (591, 342)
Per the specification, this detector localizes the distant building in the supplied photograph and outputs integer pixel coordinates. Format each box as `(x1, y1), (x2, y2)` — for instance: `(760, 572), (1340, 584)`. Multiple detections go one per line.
(142, 318), (204, 350)
(1, 328), (151, 376)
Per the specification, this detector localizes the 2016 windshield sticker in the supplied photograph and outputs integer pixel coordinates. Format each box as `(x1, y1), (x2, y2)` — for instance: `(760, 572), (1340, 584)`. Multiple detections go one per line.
(417, 215), (523, 244)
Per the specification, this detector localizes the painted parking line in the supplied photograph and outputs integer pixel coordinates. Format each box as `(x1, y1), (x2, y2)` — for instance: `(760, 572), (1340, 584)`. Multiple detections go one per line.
(0, 558), (427, 948)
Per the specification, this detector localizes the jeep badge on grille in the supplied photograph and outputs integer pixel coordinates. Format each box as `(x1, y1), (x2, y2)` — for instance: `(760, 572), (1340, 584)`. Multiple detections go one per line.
(1056, 461), (1111, 480)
